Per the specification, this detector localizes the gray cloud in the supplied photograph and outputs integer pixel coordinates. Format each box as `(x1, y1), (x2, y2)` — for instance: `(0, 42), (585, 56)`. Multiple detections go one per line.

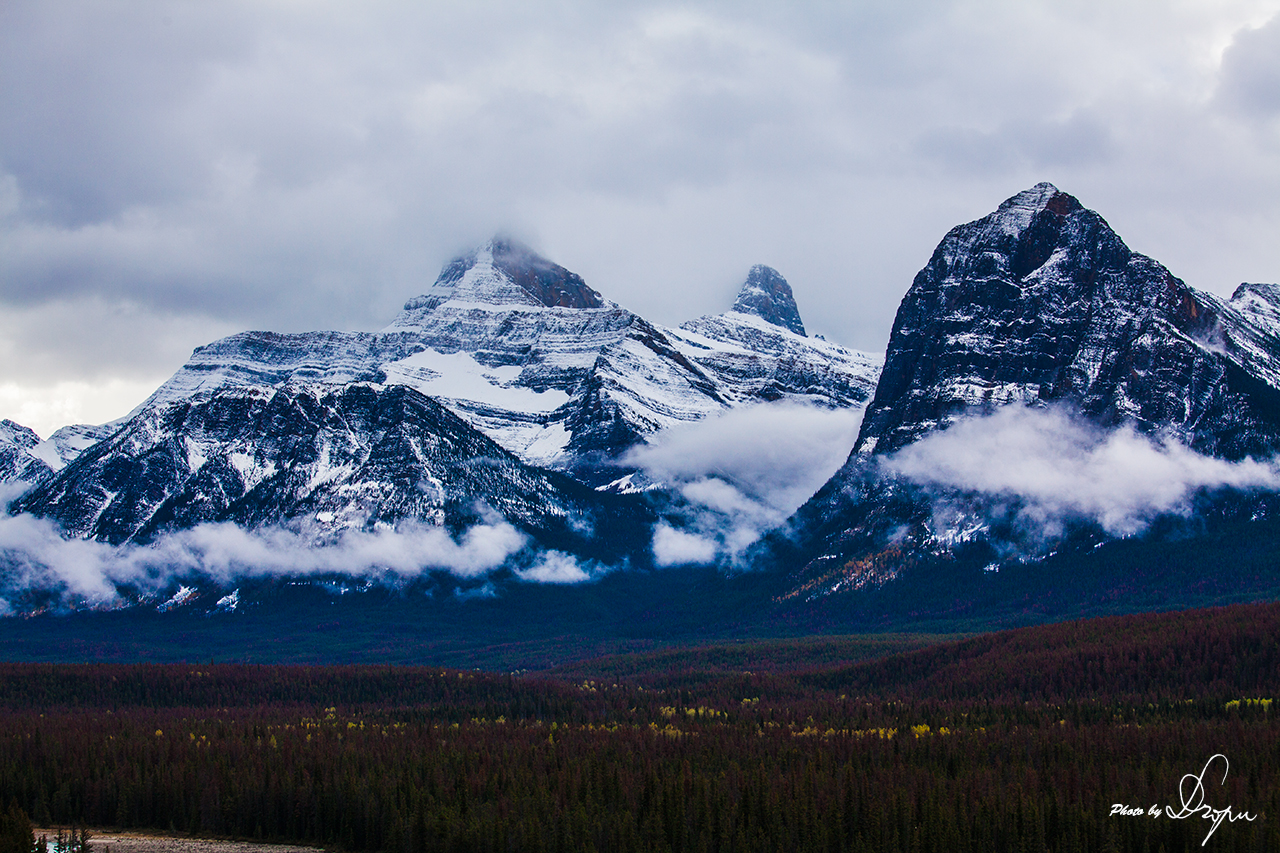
(1217, 14), (1280, 118)
(3, 1), (1280, 435)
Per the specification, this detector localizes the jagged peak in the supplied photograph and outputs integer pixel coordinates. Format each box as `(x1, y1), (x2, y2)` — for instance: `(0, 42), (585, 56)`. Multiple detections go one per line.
(730, 265), (806, 336)
(1229, 282), (1280, 324)
(922, 182), (1120, 286)
(979, 182), (1085, 240)
(400, 237), (606, 315)
(1231, 282), (1280, 305)
(996, 182), (1082, 216)
(0, 418), (41, 450)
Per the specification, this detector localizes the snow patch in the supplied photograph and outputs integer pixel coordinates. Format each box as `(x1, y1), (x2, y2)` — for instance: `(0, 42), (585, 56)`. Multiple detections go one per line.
(383, 348), (570, 413)
(158, 585), (198, 612)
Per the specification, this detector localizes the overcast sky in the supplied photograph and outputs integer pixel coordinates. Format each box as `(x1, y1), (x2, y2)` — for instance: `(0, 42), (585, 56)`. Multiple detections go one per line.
(3, 0), (1280, 437)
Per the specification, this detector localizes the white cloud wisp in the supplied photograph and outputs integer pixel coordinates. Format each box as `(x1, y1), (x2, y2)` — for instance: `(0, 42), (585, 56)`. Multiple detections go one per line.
(626, 400), (864, 566)
(883, 405), (1280, 540)
(0, 509), (602, 612)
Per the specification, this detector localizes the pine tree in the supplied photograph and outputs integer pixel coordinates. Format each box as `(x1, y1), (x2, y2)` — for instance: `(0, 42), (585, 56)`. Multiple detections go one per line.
(0, 804), (38, 853)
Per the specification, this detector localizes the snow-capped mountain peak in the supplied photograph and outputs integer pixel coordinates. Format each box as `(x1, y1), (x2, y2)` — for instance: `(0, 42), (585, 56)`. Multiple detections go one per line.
(992, 181), (1081, 224)
(0, 419), (51, 488)
(1229, 282), (1280, 326)
(390, 238), (610, 326)
(4, 241), (882, 559)
(729, 264), (807, 336)
(773, 182), (1280, 600)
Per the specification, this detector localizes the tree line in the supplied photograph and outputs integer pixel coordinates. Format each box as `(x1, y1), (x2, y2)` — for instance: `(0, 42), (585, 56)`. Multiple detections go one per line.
(0, 602), (1276, 852)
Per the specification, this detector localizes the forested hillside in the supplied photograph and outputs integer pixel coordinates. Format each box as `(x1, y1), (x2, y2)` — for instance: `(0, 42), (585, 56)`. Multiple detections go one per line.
(1, 603), (1276, 853)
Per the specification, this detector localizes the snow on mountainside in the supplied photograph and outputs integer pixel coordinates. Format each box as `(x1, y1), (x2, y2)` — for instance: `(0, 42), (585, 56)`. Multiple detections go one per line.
(12, 382), (650, 555)
(674, 266), (878, 411)
(769, 183), (1280, 599)
(113, 239), (879, 482)
(0, 420), (53, 489)
(0, 419), (118, 492)
(3, 237), (876, 577)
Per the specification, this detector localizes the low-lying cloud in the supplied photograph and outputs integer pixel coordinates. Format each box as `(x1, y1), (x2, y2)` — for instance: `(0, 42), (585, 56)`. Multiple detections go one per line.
(884, 405), (1280, 540)
(0, 508), (601, 612)
(627, 401), (864, 565)
(513, 550), (596, 585)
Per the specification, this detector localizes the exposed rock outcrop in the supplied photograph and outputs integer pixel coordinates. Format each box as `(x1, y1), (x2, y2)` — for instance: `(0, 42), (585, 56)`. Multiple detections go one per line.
(773, 183), (1280, 597)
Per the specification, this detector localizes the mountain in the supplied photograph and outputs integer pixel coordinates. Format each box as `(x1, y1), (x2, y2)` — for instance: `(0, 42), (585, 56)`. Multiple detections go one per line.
(95, 240), (877, 484)
(11, 382), (651, 558)
(3, 240), (876, 588)
(673, 265), (879, 410)
(770, 183), (1280, 598)
(0, 420), (53, 490)
(0, 418), (118, 493)
(9, 190), (1280, 656)
(854, 183), (1280, 458)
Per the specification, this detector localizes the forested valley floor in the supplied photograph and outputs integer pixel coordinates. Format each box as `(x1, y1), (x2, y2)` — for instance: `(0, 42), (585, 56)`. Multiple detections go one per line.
(3, 602), (1279, 853)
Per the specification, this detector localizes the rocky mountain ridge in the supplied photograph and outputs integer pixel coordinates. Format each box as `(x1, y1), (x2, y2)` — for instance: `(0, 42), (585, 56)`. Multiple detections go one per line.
(11, 382), (652, 559)
(772, 182), (1280, 599)
(3, 242), (877, 570)
(113, 240), (879, 484)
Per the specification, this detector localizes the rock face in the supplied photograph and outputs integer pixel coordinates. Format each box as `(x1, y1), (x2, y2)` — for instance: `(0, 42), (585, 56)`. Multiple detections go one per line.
(674, 267), (878, 410)
(773, 183), (1280, 596)
(0, 420), (54, 490)
(730, 265), (807, 336)
(13, 383), (646, 554)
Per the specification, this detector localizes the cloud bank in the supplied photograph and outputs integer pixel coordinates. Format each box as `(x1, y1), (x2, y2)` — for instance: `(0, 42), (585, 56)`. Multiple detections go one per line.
(0, 508), (598, 612)
(884, 406), (1280, 540)
(627, 400), (863, 565)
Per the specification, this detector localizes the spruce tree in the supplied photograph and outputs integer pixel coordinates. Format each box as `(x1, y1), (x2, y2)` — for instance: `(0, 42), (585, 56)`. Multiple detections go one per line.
(0, 804), (37, 853)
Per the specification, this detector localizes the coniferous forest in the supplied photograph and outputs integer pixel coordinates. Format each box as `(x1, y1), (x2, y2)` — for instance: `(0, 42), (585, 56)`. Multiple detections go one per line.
(2, 602), (1278, 853)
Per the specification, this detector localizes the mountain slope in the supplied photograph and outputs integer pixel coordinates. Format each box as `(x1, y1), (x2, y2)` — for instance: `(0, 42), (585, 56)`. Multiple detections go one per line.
(12, 383), (650, 557)
(770, 183), (1280, 596)
(120, 240), (878, 483)
(0, 420), (54, 491)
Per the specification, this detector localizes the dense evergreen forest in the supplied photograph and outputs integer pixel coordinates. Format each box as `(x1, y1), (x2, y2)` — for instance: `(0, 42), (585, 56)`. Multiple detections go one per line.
(2, 602), (1278, 852)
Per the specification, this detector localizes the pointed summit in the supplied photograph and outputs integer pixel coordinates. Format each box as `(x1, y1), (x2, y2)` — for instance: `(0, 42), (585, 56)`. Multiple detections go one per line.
(996, 182), (1082, 217)
(399, 237), (606, 316)
(847, 182), (1230, 457)
(730, 265), (806, 336)
(485, 237), (605, 309)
